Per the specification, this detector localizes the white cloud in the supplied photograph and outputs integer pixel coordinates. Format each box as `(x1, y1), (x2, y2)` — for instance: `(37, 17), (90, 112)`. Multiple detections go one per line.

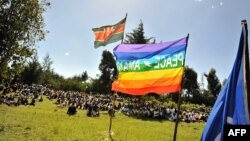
(195, 0), (203, 2)
(220, 2), (223, 6)
(211, 5), (215, 9)
(65, 52), (69, 56)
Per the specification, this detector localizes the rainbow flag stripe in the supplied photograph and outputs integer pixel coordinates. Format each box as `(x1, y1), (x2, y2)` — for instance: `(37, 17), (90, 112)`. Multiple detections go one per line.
(112, 37), (188, 95)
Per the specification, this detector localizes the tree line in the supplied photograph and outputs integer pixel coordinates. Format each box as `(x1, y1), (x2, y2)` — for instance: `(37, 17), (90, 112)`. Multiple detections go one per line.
(0, 0), (223, 107)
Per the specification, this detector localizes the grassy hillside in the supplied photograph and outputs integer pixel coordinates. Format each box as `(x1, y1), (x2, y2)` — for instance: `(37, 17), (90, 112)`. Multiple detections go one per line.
(0, 97), (205, 141)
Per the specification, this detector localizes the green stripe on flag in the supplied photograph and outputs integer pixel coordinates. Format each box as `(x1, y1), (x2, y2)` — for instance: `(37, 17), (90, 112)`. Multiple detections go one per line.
(94, 32), (124, 48)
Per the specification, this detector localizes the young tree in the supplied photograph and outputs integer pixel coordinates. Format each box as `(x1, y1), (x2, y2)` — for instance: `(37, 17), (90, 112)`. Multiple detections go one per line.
(124, 20), (155, 44)
(205, 68), (222, 97)
(0, 0), (50, 83)
(41, 53), (53, 85)
(42, 53), (53, 72)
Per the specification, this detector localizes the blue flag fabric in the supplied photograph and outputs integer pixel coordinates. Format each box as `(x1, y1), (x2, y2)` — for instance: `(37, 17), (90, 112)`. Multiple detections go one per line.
(201, 20), (250, 141)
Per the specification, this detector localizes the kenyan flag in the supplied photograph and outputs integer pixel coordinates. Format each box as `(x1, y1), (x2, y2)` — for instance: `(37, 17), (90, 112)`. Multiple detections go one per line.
(92, 16), (126, 48)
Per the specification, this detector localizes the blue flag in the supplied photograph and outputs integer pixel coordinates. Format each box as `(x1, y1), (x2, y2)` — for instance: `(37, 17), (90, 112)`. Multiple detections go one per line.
(201, 20), (250, 141)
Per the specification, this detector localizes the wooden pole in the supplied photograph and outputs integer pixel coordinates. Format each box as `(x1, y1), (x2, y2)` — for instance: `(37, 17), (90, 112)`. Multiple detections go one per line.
(109, 91), (116, 136)
(241, 20), (250, 120)
(121, 13), (127, 44)
(173, 34), (189, 141)
(173, 91), (182, 141)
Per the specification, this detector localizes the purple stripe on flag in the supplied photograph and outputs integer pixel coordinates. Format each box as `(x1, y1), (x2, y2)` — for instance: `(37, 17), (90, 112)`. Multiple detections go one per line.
(113, 37), (187, 52)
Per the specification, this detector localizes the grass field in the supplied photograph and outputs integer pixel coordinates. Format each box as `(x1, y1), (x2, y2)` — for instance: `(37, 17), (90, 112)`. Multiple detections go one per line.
(0, 97), (205, 141)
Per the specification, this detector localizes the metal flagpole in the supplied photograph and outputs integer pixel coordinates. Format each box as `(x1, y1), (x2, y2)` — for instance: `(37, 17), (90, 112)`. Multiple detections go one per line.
(173, 33), (189, 141)
(109, 13), (127, 137)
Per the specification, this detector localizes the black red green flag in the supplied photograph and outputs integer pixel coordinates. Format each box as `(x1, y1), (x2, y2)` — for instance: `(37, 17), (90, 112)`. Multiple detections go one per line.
(92, 15), (126, 48)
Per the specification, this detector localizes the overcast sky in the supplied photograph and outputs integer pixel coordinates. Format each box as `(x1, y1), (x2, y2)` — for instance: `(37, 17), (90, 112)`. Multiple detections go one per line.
(37, 0), (250, 84)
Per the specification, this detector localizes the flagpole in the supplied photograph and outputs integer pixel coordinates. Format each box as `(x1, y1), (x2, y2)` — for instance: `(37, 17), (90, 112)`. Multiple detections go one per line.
(109, 14), (127, 137)
(173, 33), (189, 141)
(121, 13), (127, 43)
(109, 91), (116, 137)
(241, 20), (250, 117)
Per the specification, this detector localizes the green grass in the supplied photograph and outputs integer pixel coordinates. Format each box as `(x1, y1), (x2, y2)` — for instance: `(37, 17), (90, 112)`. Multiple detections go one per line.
(0, 97), (205, 141)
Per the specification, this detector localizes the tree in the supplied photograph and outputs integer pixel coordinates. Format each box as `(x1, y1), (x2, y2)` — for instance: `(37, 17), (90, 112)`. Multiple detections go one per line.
(182, 66), (199, 101)
(124, 20), (155, 44)
(42, 53), (53, 72)
(0, 0), (50, 83)
(205, 68), (222, 97)
(71, 71), (88, 82)
(20, 55), (43, 85)
(202, 90), (217, 106)
(99, 50), (117, 94)
(41, 53), (53, 85)
(81, 71), (88, 82)
(87, 77), (102, 94)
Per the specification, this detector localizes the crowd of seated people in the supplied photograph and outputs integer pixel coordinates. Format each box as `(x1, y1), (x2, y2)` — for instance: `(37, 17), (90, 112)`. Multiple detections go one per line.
(45, 90), (112, 117)
(1, 83), (209, 122)
(0, 83), (45, 106)
(119, 97), (209, 122)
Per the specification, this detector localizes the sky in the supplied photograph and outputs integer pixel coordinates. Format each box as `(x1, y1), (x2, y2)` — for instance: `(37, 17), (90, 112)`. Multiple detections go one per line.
(37, 0), (250, 84)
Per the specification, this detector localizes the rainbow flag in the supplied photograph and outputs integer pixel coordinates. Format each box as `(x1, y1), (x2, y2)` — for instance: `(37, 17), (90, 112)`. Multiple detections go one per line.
(112, 36), (188, 95)
(92, 16), (126, 48)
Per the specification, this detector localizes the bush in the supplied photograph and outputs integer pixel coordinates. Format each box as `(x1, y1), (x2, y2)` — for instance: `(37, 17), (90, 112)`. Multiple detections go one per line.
(181, 103), (210, 112)
(163, 101), (176, 108)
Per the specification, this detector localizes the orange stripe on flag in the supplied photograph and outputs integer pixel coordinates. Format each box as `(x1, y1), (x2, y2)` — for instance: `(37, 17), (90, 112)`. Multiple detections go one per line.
(112, 84), (181, 95)
(115, 75), (183, 88)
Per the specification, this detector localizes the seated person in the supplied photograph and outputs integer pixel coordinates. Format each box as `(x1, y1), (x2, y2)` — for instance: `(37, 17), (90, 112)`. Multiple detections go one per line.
(38, 95), (43, 102)
(30, 98), (36, 106)
(67, 103), (77, 115)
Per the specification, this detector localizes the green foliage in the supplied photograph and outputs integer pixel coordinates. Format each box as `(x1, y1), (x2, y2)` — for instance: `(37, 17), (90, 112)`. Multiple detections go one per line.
(190, 89), (203, 104)
(81, 71), (88, 82)
(0, 0), (50, 83)
(201, 90), (217, 106)
(71, 71), (89, 82)
(124, 20), (155, 44)
(20, 56), (43, 85)
(205, 68), (222, 97)
(158, 95), (171, 103)
(45, 72), (64, 89)
(86, 77), (100, 94)
(163, 101), (177, 108)
(41, 53), (53, 85)
(182, 66), (199, 100)
(181, 103), (210, 113)
(42, 53), (53, 72)
(98, 50), (117, 94)
(42, 72), (86, 92)
(60, 79), (85, 91)
(168, 93), (179, 103)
